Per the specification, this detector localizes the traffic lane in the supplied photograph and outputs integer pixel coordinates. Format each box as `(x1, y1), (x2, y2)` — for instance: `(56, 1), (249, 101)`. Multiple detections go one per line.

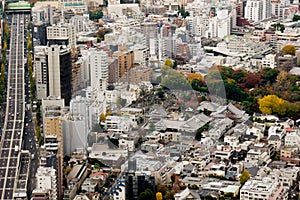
(0, 159), (8, 168)
(0, 151), (10, 159)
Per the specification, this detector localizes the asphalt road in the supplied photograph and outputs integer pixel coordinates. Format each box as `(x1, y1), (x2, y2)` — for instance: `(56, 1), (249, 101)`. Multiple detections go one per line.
(0, 12), (33, 200)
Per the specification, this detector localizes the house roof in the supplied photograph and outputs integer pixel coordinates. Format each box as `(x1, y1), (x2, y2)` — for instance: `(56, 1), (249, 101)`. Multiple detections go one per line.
(174, 187), (201, 200)
(268, 135), (280, 141)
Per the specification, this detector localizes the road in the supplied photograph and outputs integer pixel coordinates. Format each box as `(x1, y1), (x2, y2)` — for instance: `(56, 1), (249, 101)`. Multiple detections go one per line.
(0, 12), (31, 199)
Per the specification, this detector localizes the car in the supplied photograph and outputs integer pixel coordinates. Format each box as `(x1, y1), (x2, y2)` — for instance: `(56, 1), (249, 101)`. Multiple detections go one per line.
(29, 139), (31, 143)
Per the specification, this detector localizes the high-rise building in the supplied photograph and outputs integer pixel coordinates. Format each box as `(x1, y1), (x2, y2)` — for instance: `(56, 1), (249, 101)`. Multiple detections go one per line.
(125, 172), (156, 200)
(245, 0), (271, 22)
(88, 49), (108, 91)
(113, 46), (134, 80)
(206, 9), (231, 38)
(245, 0), (262, 22)
(34, 46), (48, 100)
(47, 45), (72, 105)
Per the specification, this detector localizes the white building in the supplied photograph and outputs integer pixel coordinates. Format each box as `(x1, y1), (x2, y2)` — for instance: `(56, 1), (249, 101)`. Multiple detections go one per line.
(240, 177), (287, 200)
(47, 24), (76, 47)
(261, 54), (277, 68)
(285, 129), (300, 148)
(62, 114), (89, 155)
(34, 46), (48, 100)
(35, 167), (58, 200)
(245, 0), (271, 22)
(245, 0), (262, 22)
(206, 9), (231, 39)
(69, 14), (96, 33)
(88, 49), (108, 91)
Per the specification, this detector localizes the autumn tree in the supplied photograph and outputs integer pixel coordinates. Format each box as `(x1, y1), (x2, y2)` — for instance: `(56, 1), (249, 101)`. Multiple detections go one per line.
(282, 45), (296, 56)
(157, 184), (168, 197)
(187, 73), (204, 84)
(164, 58), (173, 67)
(240, 170), (250, 185)
(276, 70), (288, 83)
(100, 113), (106, 122)
(156, 192), (163, 200)
(245, 73), (261, 89)
(258, 95), (289, 115)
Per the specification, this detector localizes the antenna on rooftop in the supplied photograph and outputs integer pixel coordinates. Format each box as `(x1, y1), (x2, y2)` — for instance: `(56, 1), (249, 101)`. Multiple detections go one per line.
(60, 0), (65, 24)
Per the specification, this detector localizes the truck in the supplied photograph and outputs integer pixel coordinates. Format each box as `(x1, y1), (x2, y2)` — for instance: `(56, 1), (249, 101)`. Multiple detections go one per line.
(14, 145), (19, 155)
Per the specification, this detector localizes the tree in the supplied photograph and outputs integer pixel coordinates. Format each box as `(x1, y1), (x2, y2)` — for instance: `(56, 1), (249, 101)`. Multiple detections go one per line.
(245, 73), (261, 89)
(270, 23), (285, 33)
(100, 112), (106, 122)
(282, 45), (296, 56)
(187, 73), (204, 84)
(156, 192), (163, 200)
(164, 58), (173, 67)
(261, 67), (279, 84)
(148, 122), (156, 133)
(161, 68), (190, 90)
(139, 189), (154, 200)
(157, 184), (168, 197)
(240, 170), (250, 185)
(89, 10), (103, 21)
(293, 15), (300, 21)
(195, 124), (209, 140)
(65, 166), (72, 174)
(258, 95), (289, 115)
(276, 70), (289, 83)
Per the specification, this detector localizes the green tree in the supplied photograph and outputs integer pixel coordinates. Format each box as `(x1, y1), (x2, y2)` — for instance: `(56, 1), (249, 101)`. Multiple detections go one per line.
(293, 15), (300, 21)
(270, 23), (285, 33)
(195, 124), (209, 140)
(282, 45), (296, 56)
(139, 189), (154, 200)
(240, 170), (251, 185)
(161, 68), (190, 90)
(148, 122), (156, 133)
(89, 10), (103, 21)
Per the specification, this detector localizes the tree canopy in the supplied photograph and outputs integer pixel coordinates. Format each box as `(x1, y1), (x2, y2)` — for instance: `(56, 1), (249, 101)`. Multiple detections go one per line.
(240, 170), (250, 185)
(282, 45), (296, 56)
(139, 189), (154, 200)
(164, 58), (173, 67)
(89, 10), (103, 21)
(161, 67), (190, 90)
(258, 95), (288, 115)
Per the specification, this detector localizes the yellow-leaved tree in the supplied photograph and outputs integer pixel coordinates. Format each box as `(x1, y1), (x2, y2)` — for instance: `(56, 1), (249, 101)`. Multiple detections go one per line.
(156, 192), (163, 200)
(187, 73), (204, 83)
(282, 45), (296, 55)
(164, 58), (173, 67)
(258, 95), (288, 115)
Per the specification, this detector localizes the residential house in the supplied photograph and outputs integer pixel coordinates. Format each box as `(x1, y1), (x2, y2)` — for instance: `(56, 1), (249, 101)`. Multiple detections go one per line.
(174, 188), (201, 200)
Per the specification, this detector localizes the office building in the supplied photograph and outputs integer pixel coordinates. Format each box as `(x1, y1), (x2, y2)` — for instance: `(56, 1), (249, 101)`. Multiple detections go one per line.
(47, 45), (72, 106)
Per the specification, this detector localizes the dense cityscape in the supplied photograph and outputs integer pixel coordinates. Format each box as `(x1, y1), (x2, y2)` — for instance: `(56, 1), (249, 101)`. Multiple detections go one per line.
(0, 0), (300, 199)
